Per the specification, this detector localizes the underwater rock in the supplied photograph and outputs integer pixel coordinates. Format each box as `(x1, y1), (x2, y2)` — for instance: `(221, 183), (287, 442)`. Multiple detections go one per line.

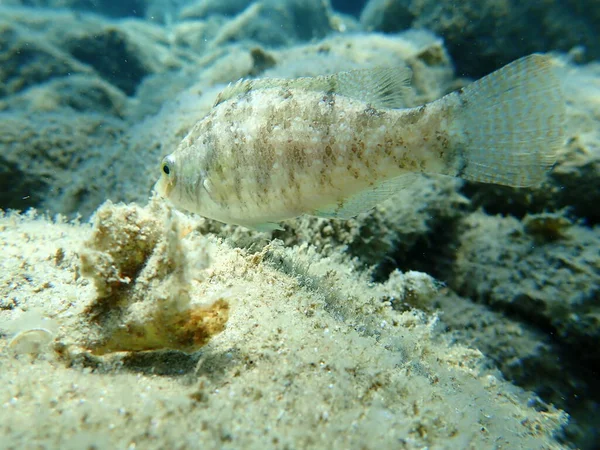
(78, 200), (228, 354)
(167, 16), (227, 54)
(0, 153), (49, 212)
(265, 30), (455, 102)
(1, 0), (147, 18)
(0, 110), (126, 214)
(0, 209), (93, 360)
(0, 15), (92, 97)
(437, 290), (600, 450)
(181, 0), (335, 48)
(0, 74), (129, 118)
(330, 0), (366, 17)
(359, 0), (413, 33)
(1, 6), (191, 97)
(0, 110), (125, 214)
(179, 0), (255, 20)
(0, 205), (569, 449)
(360, 0), (600, 78)
(59, 25), (154, 96)
(273, 0), (334, 42)
(449, 211), (600, 363)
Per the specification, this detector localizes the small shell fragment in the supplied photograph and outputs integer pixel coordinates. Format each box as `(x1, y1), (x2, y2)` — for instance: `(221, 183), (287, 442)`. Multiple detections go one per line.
(8, 328), (54, 356)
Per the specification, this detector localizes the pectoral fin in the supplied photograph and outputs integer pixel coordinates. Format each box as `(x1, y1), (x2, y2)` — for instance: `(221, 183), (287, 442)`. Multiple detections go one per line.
(241, 222), (284, 232)
(314, 174), (418, 219)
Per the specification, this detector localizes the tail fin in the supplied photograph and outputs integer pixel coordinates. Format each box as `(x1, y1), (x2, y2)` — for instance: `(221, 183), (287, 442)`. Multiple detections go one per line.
(451, 54), (565, 187)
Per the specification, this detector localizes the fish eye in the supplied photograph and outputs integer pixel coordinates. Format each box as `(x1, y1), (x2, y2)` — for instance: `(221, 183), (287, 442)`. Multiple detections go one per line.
(161, 156), (175, 178)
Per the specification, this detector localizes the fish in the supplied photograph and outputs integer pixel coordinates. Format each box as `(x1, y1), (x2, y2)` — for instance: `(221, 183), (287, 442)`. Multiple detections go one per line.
(154, 54), (565, 231)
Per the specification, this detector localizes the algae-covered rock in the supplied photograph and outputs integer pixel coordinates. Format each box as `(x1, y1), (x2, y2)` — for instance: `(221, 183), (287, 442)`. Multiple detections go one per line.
(179, 0), (254, 20)
(180, 0), (335, 46)
(60, 26), (152, 96)
(1, 0), (147, 18)
(437, 290), (600, 449)
(0, 16), (92, 97)
(0, 205), (569, 449)
(449, 212), (600, 362)
(360, 0), (600, 77)
(1, 74), (129, 117)
(79, 200), (228, 354)
(0, 110), (126, 214)
(0, 6), (193, 97)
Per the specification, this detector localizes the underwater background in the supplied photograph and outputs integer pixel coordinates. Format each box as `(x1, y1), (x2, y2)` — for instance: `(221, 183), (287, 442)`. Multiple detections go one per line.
(0, 0), (598, 449)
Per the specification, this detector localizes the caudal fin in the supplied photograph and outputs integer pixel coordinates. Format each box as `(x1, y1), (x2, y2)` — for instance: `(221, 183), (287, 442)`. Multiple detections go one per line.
(451, 54), (565, 187)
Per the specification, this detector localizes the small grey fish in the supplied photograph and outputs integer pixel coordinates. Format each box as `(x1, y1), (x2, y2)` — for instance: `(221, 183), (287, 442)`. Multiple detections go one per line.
(155, 54), (565, 231)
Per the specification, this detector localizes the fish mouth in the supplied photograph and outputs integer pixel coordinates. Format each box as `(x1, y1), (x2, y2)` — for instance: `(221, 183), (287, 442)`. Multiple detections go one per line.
(153, 177), (173, 198)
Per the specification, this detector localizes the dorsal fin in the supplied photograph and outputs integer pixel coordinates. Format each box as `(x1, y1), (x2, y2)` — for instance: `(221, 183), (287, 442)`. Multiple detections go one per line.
(213, 66), (413, 109)
(327, 67), (413, 109)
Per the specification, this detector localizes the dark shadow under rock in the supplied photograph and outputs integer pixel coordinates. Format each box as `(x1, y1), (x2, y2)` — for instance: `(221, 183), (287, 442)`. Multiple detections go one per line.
(64, 26), (151, 96)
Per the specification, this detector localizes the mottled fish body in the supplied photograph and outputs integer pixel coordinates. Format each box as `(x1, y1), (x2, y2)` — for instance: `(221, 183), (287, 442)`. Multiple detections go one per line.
(155, 54), (565, 230)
